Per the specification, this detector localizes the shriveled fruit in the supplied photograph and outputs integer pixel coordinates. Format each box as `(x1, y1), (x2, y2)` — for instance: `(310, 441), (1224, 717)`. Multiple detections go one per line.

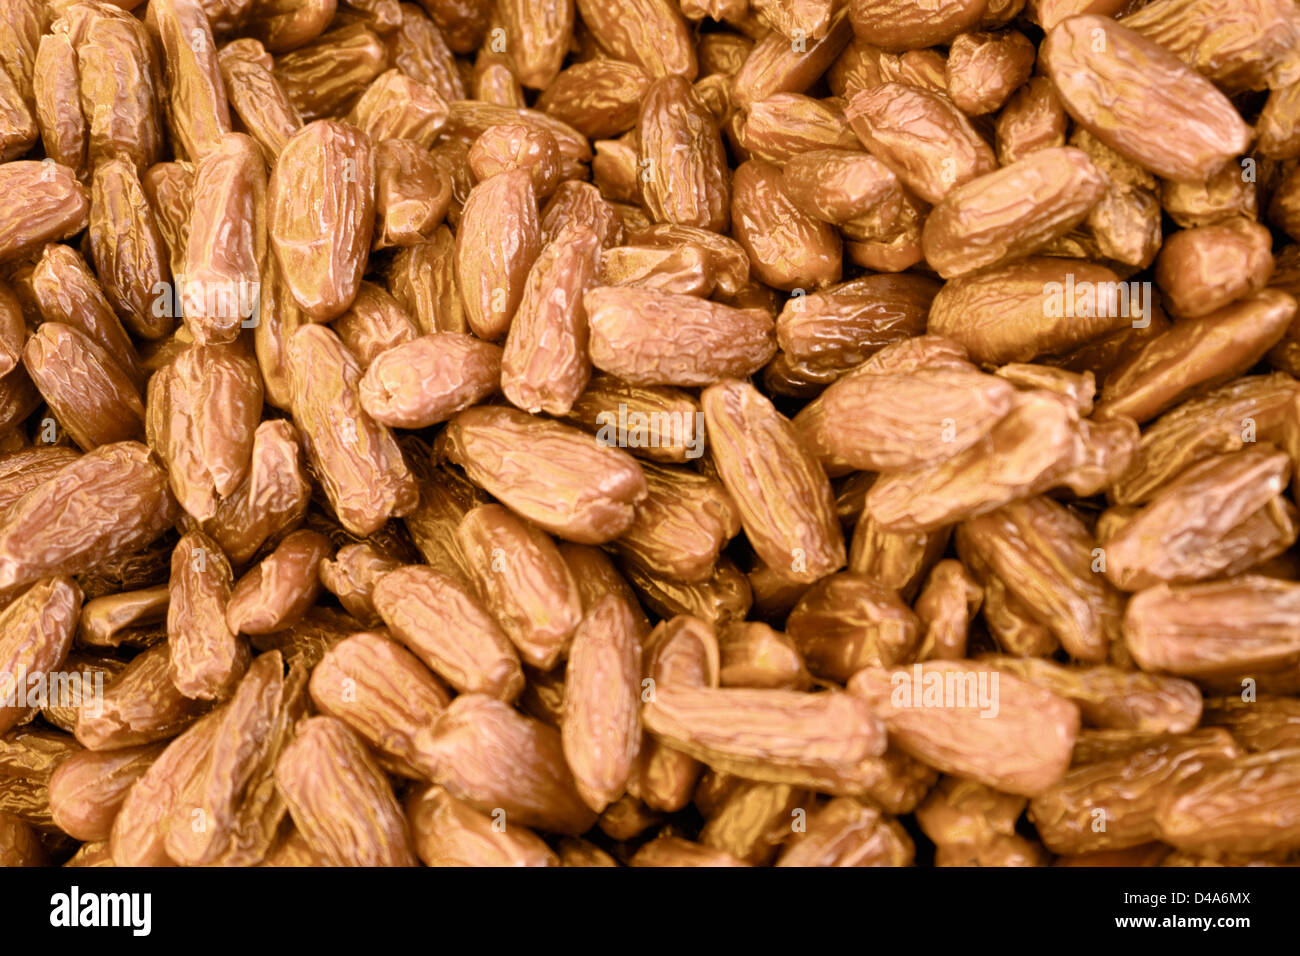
(849, 662), (1080, 797)
(1040, 15), (1251, 183)
(274, 715), (417, 866)
(702, 379), (845, 583)
(268, 121), (375, 321)
(0, 443), (178, 592)
(441, 405), (647, 544)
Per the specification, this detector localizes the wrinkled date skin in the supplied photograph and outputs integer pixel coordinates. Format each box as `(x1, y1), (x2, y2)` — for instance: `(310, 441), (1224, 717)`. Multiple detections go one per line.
(703, 379), (845, 583)
(49, 743), (165, 843)
(225, 529), (332, 635)
(274, 716), (417, 866)
(421, 693), (598, 834)
(585, 286), (776, 387)
(1104, 448), (1294, 591)
(201, 419), (312, 565)
(310, 631), (452, 778)
(32, 32), (81, 173)
(729, 8), (852, 111)
(921, 148), (1107, 278)
(501, 224), (599, 415)
(846, 83), (997, 205)
(1154, 217), (1274, 320)
(642, 685), (887, 786)
(536, 60), (652, 139)
(269, 121), (375, 322)
(575, 0), (696, 81)
(562, 594), (643, 813)
(23, 323), (146, 452)
(454, 168), (541, 341)
(796, 365), (1015, 473)
(161, 650), (301, 867)
(957, 497), (1123, 662)
(154, 0), (233, 163)
(850, 662), (1080, 797)
(372, 564), (525, 700)
(406, 784), (558, 866)
(1157, 749), (1300, 858)
(217, 38), (304, 163)
(740, 94), (860, 167)
(28, 244), (145, 392)
(147, 342), (264, 523)
(638, 76), (730, 233)
(346, 70), (450, 150)
(864, 390), (1083, 533)
(142, 161), (195, 283)
(66, 4), (163, 173)
(0, 443), (178, 592)
(4, 0), (1300, 873)
(929, 258), (1137, 365)
(945, 31), (1036, 117)
(183, 133), (267, 345)
(616, 462), (740, 583)
(0, 578), (81, 735)
(0, 162), (89, 264)
(168, 531), (249, 702)
(848, 0), (987, 50)
(75, 643), (210, 752)
(785, 573), (920, 681)
(287, 324), (417, 537)
(359, 332), (501, 428)
(333, 281), (420, 368)
(457, 504), (583, 670)
(1030, 730), (1240, 854)
(87, 158), (172, 341)
(1121, 0), (1300, 94)
(372, 140), (451, 250)
(1041, 16), (1251, 183)
(274, 25), (390, 123)
(730, 160), (842, 292)
(1125, 576), (1300, 678)
(776, 273), (939, 377)
(440, 405), (647, 545)
(781, 149), (909, 231)
(1094, 291), (1296, 424)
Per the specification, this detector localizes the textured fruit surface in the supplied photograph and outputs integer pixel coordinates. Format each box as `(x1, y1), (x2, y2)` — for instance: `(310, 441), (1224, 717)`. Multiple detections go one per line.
(2, 0), (1298, 872)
